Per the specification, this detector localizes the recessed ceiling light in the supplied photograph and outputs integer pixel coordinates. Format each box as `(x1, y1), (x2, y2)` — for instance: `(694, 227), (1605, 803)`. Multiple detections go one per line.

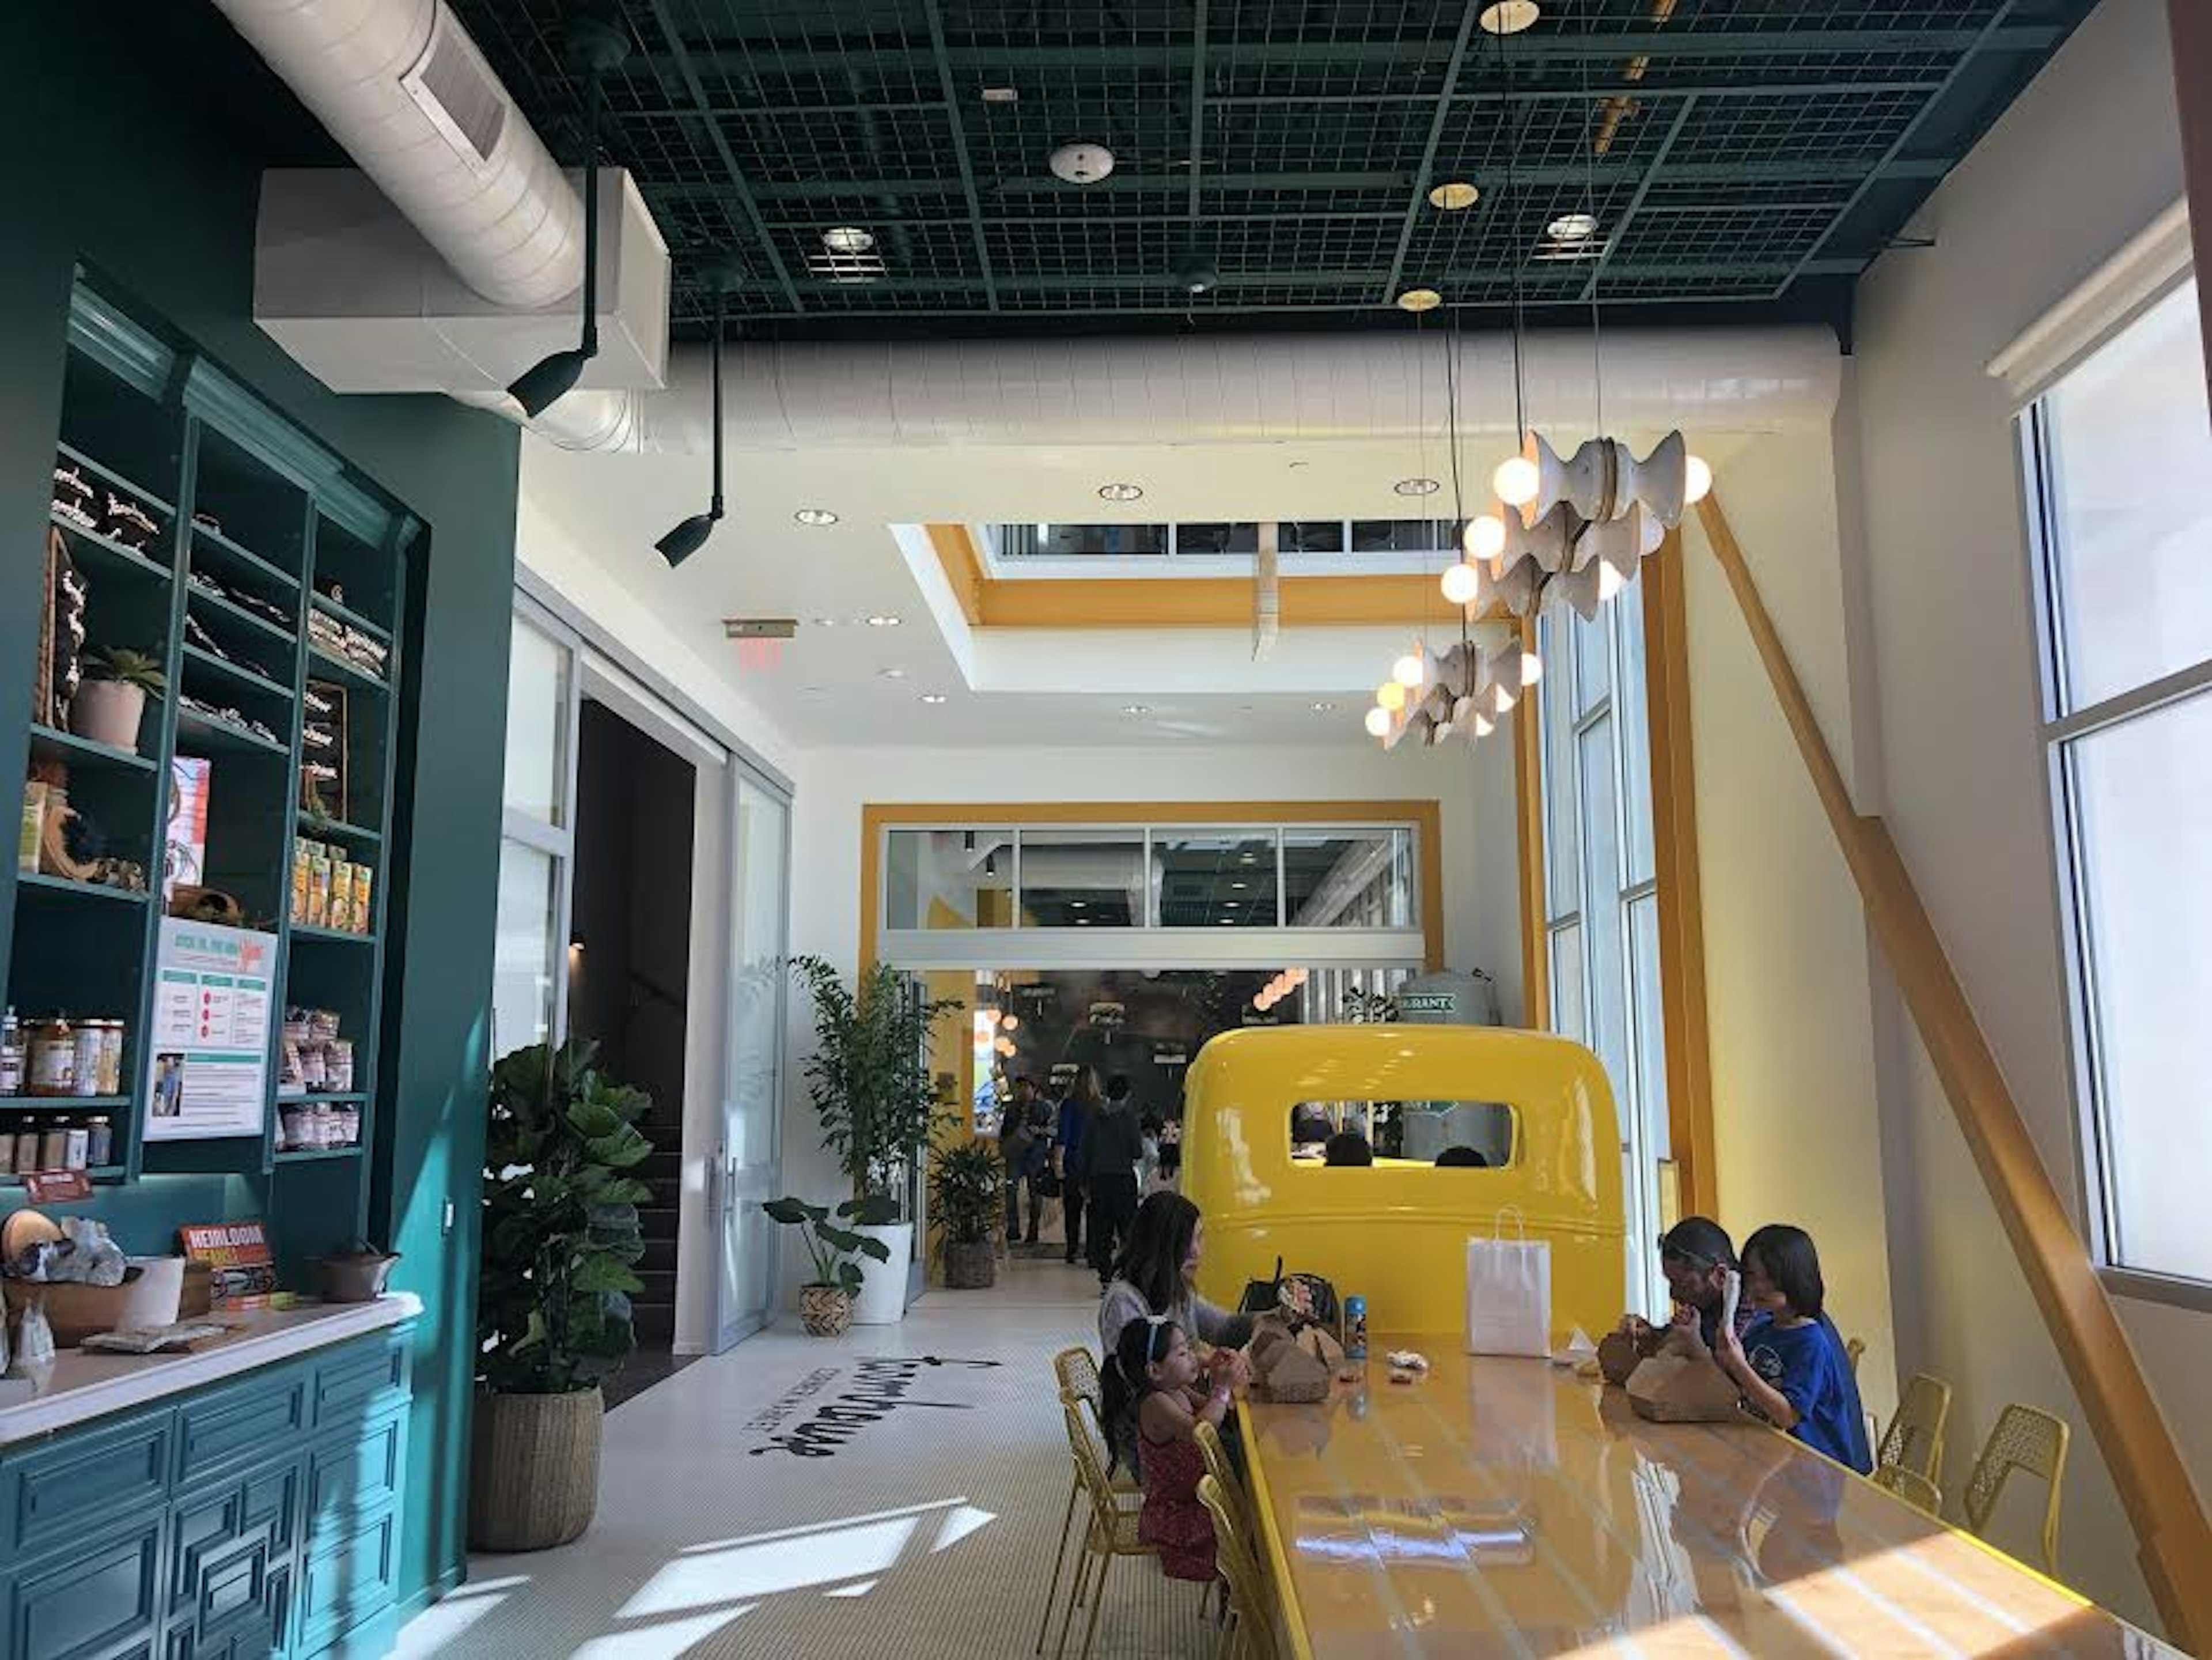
(812, 617), (838, 627)
(1547, 212), (1599, 242)
(1223, 899), (1240, 907)
(1071, 900), (1086, 908)
(919, 693), (947, 705)
(1121, 704), (1152, 714)
(1232, 880), (1249, 890)
(1396, 288), (1443, 313)
(794, 508), (839, 526)
(1427, 180), (1480, 210)
(865, 614), (902, 627)
(1479, 1), (1540, 35)
(1217, 918), (1237, 926)
(880, 667), (907, 679)
(1310, 701), (1337, 713)
(1393, 477), (1440, 498)
(1078, 918), (1092, 925)
(981, 86), (1019, 104)
(1098, 482), (1144, 502)
(821, 226), (875, 254)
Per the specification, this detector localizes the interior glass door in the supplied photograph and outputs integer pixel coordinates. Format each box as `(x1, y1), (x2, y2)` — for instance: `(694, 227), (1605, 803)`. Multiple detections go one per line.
(712, 773), (789, 1351)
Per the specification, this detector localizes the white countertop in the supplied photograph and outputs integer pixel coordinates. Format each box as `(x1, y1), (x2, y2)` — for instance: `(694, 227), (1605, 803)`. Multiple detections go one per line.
(0, 1292), (422, 1448)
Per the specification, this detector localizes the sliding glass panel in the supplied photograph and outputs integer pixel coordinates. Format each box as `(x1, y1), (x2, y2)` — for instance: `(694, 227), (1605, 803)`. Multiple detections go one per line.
(1282, 829), (1414, 928)
(885, 827), (1014, 929)
(1577, 714), (1630, 1088)
(1628, 892), (1669, 1163)
(1549, 922), (1587, 1047)
(1176, 523), (1259, 555)
(504, 615), (569, 825)
(1573, 604), (1611, 720)
(492, 838), (559, 1058)
(1618, 587), (1657, 889)
(1539, 617), (1581, 921)
(1152, 830), (1279, 927)
(1017, 829), (1145, 927)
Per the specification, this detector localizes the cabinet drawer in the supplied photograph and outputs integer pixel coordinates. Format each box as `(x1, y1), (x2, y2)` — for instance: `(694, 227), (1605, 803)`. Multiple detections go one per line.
(1, 1410), (173, 1563)
(305, 1416), (404, 1546)
(1, 1514), (164, 1660)
(169, 1464), (298, 1625)
(175, 1368), (308, 1488)
(309, 1337), (409, 1431)
(295, 1505), (398, 1656)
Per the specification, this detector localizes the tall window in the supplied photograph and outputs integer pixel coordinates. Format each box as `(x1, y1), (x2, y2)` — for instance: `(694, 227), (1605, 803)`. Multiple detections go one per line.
(2026, 278), (2212, 1291)
(494, 603), (577, 1058)
(1538, 597), (1671, 1314)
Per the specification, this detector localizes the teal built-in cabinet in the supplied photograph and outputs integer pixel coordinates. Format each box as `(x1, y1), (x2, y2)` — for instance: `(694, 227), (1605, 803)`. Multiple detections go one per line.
(0, 1310), (415, 1660)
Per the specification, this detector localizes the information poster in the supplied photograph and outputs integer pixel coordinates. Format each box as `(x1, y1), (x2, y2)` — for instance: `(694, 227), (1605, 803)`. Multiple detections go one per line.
(143, 918), (275, 1142)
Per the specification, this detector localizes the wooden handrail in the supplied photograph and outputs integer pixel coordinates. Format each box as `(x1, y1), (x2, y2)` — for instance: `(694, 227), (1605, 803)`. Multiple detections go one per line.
(1695, 491), (2212, 1650)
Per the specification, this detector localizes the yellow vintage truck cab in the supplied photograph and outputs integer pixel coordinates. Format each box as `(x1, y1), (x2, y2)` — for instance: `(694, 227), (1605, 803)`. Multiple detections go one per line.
(1182, 1024), (1626, 1342)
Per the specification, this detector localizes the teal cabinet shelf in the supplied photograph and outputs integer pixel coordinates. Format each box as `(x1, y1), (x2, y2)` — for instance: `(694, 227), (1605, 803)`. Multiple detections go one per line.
(173, 706), (289, 758)
(181, 642), (294, 704)
(306, 646), (388, 695)
(296, 815), (378, 847)
(50, 510), (174, 582)
(13, 870), (151, 905)
(185, 581), (296, 649)
(275, 1145), (362, 1165)
(190, 519), (298, 594)
(55, 438), (175, 518)
(308, 594), (389, 647)
(0, 1093), (130, 1111)
(28, 721), (158, 772)
(288, 925), (374, 947)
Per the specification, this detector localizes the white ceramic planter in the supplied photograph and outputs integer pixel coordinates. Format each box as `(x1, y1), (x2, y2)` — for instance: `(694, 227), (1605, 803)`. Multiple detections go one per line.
(850, 1222), (913, 1325)
(69, 682), (146, 752)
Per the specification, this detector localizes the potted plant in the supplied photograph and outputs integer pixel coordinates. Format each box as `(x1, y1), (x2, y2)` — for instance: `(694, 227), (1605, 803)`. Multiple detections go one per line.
(928, 1140), (1004, 1290)
(760, 1196), (897, 1336)
(469, 1040), (653, 1552)
(70, 647), (164, 753)
(789, 955), (963, 1325)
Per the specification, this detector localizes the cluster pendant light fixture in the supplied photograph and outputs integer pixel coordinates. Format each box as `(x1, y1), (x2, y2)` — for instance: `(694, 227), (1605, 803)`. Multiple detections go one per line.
(508, 9), (628, 418)
(1366, 0), (1712, 752)
(655, 257), (741, 567)
(1253, 967), (1307, 1012)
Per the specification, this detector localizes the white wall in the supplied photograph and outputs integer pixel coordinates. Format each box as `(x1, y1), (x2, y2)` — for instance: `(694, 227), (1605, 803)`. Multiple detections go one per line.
(1846, 0), (2202, 1629)
(772, 736), (1521, 1300)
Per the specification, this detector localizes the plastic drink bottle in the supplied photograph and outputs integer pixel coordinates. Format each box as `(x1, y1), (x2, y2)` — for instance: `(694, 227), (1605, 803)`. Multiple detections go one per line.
(1344, 1293), (1368, 1361)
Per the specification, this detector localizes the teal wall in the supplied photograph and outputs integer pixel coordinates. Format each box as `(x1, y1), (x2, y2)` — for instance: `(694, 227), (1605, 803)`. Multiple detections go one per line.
(1, 8), (518, 1616)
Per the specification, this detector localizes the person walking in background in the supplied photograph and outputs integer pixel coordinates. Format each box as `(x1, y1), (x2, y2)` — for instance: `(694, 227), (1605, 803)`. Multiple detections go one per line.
(1085, 1075), (1146, 1288)
(999, 1080), (1038, 1246)
(1055, 1068), (1101, 1266)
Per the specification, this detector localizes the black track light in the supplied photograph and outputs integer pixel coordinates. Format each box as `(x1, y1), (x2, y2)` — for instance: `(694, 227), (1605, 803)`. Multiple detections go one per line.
(656, 259), (741, 568)
(507, 11), (628, 417)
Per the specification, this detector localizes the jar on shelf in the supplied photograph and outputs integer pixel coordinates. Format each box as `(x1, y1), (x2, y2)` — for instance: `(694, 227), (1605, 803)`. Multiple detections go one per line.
(94, 1020), (125, 1095)
(26, 1018), (75, 1097)
(71, 1023), (103, 1097)
(12, 1123), (41, 1173)
(62, 1123), (89, 1172)
(39, 1119), (73, 1172)
(85, 1116), (113, 1167)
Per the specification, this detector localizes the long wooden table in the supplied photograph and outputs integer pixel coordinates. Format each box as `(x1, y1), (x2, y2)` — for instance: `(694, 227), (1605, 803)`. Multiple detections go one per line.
(1238, 1349), (2177, 1658)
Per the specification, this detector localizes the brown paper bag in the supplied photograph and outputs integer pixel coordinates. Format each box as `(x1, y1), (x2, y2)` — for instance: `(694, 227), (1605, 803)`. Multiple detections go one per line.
(1625, 1326), (1743, 1423)
(1597, 1326), (1661, 1387)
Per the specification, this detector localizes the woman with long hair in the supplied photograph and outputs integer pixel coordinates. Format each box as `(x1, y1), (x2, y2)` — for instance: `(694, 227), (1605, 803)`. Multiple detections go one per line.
(1097, 1191), (1254, 1473)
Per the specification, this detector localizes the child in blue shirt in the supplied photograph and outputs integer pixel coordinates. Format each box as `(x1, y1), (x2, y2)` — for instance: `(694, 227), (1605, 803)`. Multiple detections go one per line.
(1713, 1223), (1873, 1474)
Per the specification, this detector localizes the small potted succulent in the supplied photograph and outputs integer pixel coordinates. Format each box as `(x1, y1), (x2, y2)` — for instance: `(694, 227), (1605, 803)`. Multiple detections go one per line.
(70, 647), (165, 753)
(315, 1237), (401, 1303)
(928, 1139), (1004, 1291)
(761, 1195), (896, 1337)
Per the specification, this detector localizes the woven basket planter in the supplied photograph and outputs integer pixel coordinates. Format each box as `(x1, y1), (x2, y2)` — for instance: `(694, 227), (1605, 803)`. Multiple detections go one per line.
(468, 1386), (603, 1552)
(943, 1239), (997, 1290)
(799, 1283), (853, 1337)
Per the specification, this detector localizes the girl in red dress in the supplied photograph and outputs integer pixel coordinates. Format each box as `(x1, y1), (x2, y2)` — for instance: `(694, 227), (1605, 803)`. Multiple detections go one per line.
(1103, 1316), (1232, 1582)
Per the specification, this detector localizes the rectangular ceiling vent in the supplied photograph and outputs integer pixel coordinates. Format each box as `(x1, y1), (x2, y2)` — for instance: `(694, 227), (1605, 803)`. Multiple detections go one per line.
(724, 618), (798, 639)
(403, 9), (509, 172)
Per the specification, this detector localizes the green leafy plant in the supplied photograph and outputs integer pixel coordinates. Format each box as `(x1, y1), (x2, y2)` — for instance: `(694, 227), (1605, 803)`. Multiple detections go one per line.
(927, 1139), (1004, 1251)
(86, 646), (166, 693)
(761, 1195), (898, 1295)
(789, 955), (964, 1204)
(478, 1041), (654, 1395)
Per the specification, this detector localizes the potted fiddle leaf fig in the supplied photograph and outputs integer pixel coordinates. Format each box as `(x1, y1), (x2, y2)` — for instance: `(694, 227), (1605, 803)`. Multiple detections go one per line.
(469, 1040), (653, 1552)
(760, 1195), (896, 1336)
(928, 1139), (1003, 1290)
(788, 955), (963, 1324)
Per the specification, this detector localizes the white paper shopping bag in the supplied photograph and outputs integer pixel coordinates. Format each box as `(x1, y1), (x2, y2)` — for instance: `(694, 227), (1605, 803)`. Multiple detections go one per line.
(1464, 1209), (1552, 1358)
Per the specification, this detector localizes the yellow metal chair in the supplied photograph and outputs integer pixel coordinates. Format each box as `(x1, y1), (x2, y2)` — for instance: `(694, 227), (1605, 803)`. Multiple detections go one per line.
(1198, 1472), (1282, 1660)
(1874, 1462), (1944, 1518)
(1192, 1420), (1255, 1545)
(1876, 1371), (1953, 1487)
(1038, 1353), (1141, 1657)
(1963, 1404), (2070, 1578)
(1845, 1336), (1865, 1375)
(1055, 1399), (1161, 1660)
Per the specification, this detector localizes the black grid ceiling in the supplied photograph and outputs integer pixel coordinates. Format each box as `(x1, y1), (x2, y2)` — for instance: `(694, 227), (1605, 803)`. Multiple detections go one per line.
(451, 0), (2093, 337)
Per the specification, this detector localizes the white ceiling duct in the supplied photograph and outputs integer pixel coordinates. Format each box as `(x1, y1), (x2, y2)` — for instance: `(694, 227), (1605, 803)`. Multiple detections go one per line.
(212, 0), (582, 311)
(513, 325), (1842, 455)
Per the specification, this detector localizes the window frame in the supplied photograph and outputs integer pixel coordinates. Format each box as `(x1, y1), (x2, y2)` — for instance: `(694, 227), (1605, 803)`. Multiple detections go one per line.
(2020, 291), (2212, 1310)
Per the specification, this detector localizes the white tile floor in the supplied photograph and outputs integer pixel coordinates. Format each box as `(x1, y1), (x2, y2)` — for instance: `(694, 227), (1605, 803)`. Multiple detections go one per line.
(393, 1255), (1217, 1659)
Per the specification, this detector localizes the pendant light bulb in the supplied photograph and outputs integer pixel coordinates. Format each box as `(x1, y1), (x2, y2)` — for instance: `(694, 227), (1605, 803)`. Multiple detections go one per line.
(1474, 711), (1496, 738)
(1684, 454), (1714, 505)
(1363, 706), (1392, 738)
(1520, 650), (1544, 685)
(1441, 562), (1481, 607)
(1392, 651), (1425, 689)
(1464, 513), (1507, 561)
(1597, 563), (1627, 602)
(1376, 680), (1407, 713)
(1494, 455), (1541, 509)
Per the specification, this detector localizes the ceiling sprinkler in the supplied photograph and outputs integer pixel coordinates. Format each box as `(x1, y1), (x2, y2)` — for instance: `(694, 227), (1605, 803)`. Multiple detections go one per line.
(1049, 141), (1117, 184)
(1175, 256), (1218, 296)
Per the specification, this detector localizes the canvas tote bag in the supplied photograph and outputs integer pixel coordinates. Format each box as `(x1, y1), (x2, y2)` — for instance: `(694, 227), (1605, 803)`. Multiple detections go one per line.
(1464, 1208), (1552, 1358)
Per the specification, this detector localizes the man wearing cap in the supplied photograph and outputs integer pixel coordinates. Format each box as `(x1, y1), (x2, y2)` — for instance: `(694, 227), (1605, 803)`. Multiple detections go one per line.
(1626, 1216), (1755, 1352)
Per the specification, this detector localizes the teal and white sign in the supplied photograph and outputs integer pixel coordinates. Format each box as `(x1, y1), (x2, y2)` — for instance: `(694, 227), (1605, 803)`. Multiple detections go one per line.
(143, 918), (276, 1142)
